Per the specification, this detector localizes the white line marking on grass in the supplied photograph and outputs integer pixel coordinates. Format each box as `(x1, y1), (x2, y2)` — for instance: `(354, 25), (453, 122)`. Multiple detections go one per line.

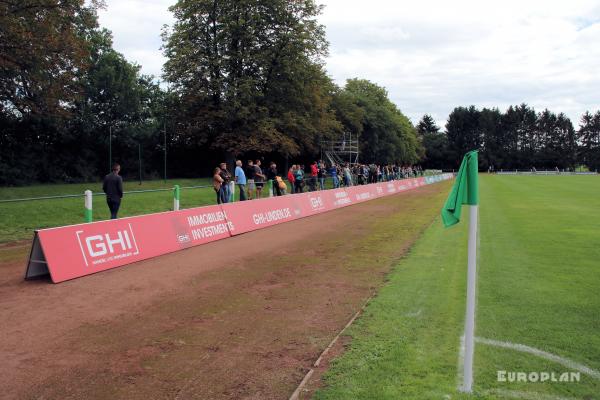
(486, 389), (578, 400)
(476, 337), (600, 380)
(288, 294), (375, 400)
(404, 309), (422, 317)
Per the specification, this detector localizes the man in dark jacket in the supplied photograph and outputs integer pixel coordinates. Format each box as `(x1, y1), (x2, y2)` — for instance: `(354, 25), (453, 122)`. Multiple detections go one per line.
(103, 163), (123, 219)
(266, 162), (281, 196)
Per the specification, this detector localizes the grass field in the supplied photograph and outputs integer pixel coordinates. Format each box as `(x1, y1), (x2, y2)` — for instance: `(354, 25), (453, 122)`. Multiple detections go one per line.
(314, 175), (600, 400)
(0, 177), (284, 243)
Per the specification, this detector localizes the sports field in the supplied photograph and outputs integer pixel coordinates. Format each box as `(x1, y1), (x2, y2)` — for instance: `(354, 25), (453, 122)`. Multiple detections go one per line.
(311, 175), (600, 400)
(0, 175), (598, 400)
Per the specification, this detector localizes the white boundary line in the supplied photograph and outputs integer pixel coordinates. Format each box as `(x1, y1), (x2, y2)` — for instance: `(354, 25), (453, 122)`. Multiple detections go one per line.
(476, 337), (600, 380)
(288, 294), (374, 400)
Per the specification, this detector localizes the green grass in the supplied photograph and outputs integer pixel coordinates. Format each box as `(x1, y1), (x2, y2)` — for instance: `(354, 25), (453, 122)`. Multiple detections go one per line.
(315, 175), (600, 400)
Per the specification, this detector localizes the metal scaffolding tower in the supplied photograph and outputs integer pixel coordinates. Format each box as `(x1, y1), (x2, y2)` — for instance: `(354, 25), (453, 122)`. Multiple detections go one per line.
(321, 132), (359, 166)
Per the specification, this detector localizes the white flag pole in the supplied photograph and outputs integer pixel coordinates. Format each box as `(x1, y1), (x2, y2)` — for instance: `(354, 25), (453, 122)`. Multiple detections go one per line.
(461, 204), (479, 393)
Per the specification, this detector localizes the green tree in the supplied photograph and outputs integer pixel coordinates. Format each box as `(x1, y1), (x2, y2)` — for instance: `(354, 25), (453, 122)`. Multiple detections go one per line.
(577, 111), (600, 171)
(162, 0), (336, 158)
(421, 131), (451, 169)
(416, 114), (439, 135)
(536, 109), (576, 169)
(0, 5), (168, 184)
(478, 107), (502, 170)
(0, 0), (101, 117)
(500, 104), (537, 168)
(416, 114), (451, 168)
(445, 106), (481, 164)
(342, 79), (421, 164)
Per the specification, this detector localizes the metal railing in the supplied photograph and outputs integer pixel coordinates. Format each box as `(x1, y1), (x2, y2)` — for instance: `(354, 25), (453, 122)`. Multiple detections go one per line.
(0, 184), (214, 204)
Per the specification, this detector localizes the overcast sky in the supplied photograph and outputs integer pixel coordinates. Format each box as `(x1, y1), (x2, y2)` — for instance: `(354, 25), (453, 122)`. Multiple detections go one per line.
(97, 0), (600, 128)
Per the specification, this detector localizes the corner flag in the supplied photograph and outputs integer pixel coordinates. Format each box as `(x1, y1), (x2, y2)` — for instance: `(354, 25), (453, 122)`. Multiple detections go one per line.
(442, 150), (479, 393)
(442, 150), (479, 227)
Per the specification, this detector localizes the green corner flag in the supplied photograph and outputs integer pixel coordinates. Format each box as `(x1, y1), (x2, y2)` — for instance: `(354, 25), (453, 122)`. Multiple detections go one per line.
(441, 150), (479, 227)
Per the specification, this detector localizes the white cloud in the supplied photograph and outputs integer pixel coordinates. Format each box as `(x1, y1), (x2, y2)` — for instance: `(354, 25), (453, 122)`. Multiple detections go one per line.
(98, 0), (600, 127)
(97, 0), (173, 80)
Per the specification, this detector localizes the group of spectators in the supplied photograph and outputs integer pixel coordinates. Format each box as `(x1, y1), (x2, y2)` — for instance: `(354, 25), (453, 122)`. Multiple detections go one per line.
(212, 159), (424, 203)
(212, 160), (265, 204)
(99, 160), (425, 219)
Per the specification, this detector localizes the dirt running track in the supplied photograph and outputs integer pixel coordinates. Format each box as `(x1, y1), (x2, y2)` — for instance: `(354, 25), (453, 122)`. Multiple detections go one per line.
(0, 182), (450, 400)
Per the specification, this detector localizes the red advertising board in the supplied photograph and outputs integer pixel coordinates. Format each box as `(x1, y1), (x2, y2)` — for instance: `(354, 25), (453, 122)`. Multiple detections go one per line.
(26, 205), (231, 283)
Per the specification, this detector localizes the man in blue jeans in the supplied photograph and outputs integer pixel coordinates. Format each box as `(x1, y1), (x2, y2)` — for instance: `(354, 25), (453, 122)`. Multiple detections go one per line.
(329, 163), (339, 188)
(234, 160), (247, 201)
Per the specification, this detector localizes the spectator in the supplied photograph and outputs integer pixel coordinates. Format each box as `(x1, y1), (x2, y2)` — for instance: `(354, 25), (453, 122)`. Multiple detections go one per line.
(102, 163), (123, 219)
(309, 161), (318, 191)
(254, 159), (265, 199)
(246, 160), (256, 199)
(219, 162), (232, 203)
(318, 161), (326, 190)
(293, 164), (305, 193)
(213, 167), (224, 204)
(368, 164), (377, 184)
(266, 162), (282, 196)
(276, 175), (287, 195)
(329, 163), (339, 188)
(287, 166), (296, 194)
(234, 160), (247, 201)
(343, 163), (352, 187)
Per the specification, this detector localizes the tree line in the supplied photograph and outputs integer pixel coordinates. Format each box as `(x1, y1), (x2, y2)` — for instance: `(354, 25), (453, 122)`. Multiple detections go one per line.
(0, 0), (420, 185)
(1, 1), (599, 186)
(418, 106), (600, 171)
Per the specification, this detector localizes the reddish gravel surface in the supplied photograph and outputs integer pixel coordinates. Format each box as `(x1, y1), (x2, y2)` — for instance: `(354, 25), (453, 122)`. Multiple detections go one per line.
(0, 182), (450, 400)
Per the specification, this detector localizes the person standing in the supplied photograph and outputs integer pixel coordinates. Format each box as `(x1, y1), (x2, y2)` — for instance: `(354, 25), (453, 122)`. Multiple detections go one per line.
(343, 163), (352, 187)
(102, 163), (123, 219)
(245, 160), (256, 200)
(234, 160), (247, 201)
(293, 164), (304, 193)
(254, 159), (265, 199)
(318, 161), (326, 190)
(219, 162), (232, 203)
(266, 162), (281, 196)
(329, 163), (339, 188)
(309, 161), (318, 191)
(213, 167), (224, 204)
(287, 166), (296, 194)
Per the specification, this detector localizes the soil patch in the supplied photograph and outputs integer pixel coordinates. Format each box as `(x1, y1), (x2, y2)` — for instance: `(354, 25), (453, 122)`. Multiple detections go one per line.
(0, 183), (450, 399)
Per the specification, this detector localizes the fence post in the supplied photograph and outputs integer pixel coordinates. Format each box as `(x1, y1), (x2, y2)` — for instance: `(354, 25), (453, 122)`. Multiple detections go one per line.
(84, 190), (93, 223)
(229, 181), (235, 202)
(173, 185), (180, 211)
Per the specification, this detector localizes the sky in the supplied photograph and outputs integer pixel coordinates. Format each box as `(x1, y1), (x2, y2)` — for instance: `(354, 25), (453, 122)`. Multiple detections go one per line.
(97, 0), (600, 128)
